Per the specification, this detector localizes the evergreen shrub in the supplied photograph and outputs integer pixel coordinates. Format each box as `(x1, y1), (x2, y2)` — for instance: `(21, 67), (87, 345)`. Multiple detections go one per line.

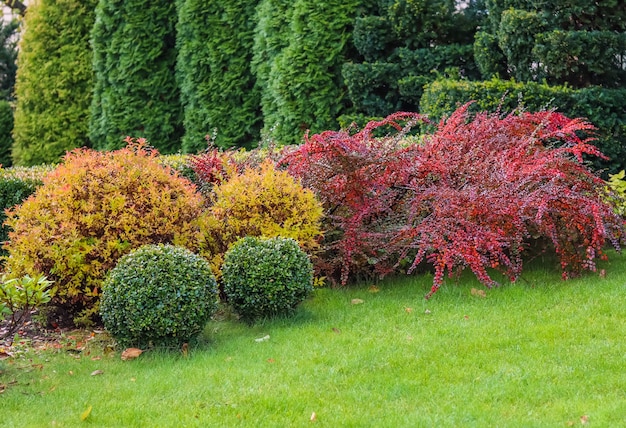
(222, 236), (313, 324)
(101, 244), (218, 348)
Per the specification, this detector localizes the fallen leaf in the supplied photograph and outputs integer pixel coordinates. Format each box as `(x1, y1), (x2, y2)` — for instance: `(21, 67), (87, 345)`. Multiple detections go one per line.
(331, 327), (341, 334)
(404, 307), (413, 313)
(424, 309), (431, 314)
(90, 370), (104, 376)
(120, 348), (143, 361)
(310, 411), (317, 422)
(464, 315), (469, 320)
(90, 356), (101, 361)
(267, 358), (275, 363)
(68, 371), (74, 376)
(181, 343), (189, 357)
(470, 288), (487, 298)
(599, 269), (606, 278)
(255, 335), (270, 343)
(368, 285), (380, 293)
(580, 415), (589, 425)
(130, 377), (136, 382)
(0, 350), (12, 360)
(351, 298), (364, 305)
(80, 405), (92, 421)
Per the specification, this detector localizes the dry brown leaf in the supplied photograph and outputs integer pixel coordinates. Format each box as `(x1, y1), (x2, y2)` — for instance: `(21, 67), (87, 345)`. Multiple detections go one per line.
(470, 288), (487, 298)
(90, 370), (103, 376)
(404, 307), (413, 313)
(310, 411), (317, 422)
(267, 358), (275, 363)
(351, 298), (364, 305)
(331, 327), (341, 335)
(181, 343), (189, 357)
(580, 415), (589, 425)
(121, 348), (143, 361)
(368, 285), (380, 293)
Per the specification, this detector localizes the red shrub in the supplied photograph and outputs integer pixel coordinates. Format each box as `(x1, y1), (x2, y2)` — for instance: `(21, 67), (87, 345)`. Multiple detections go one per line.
(281, 103), (624, 296)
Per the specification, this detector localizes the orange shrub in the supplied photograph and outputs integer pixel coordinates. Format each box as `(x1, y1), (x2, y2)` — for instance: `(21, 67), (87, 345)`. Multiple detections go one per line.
(3, 141), (204, 326)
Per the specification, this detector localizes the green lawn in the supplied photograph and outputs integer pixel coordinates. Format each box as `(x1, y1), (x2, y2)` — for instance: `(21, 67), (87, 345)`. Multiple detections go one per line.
(2, 253), (626, 427)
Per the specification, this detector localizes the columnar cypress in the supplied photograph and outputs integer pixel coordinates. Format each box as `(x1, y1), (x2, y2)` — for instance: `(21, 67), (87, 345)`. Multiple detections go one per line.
(11, 0), (96, 166)
(176, 0), (261, 152)
(265, 0), (360, 146)
(90, 0), (182, 152)
(251, 0), (293, 143)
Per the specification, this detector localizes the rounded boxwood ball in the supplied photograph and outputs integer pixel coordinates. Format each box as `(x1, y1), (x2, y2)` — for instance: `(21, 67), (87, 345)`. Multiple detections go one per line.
(100, 244), (218, 348)
(222, 236), (314, 323)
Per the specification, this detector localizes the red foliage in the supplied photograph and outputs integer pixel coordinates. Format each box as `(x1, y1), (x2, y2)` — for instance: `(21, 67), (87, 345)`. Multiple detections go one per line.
(281, 103), (624, 296)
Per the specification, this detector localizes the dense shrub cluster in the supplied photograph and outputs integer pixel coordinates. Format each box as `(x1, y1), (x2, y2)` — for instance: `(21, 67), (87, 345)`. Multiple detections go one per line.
(199, 159), (323, 278)
(101, 244), (218, 348)
(0, 101), (13, 167)
(3, 141), (204, 325)
(281, 104), (624, 295)
(222, 237), (313, 323)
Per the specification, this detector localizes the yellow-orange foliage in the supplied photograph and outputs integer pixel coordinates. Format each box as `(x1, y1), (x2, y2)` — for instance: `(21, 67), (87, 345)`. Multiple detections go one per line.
(3, 142), (204, 325)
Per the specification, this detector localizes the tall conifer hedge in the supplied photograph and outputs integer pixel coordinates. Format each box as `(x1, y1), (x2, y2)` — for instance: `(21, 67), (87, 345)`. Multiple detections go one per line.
(11, 0), (96, 166)
(176, 0), (261, 152)
(90, 0), (182, 152)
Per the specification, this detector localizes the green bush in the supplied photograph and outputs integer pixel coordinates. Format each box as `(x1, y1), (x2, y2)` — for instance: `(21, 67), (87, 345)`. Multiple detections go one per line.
(176, 0), (261, 152)
(265, 0), (360, 145)
(90, 0), (182, 153)
(606, 170), (626, 218)
(0, 19), (18, 101)
(0, 165), (51, 256)
(11, 0), (96, 166)
(420, 78), (626, 175)
(0, 101), (13, 167)
(101, 244), (218, 348)
(222, 237), (313, 324)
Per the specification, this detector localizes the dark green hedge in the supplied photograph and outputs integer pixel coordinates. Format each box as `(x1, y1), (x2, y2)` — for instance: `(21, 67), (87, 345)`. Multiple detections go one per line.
(0, 101), (12, 167)
(90, 0), (182, 153)
(176, 0), (261, 152)
(420, 78), (626, 176)
(265, 0), (360, 146)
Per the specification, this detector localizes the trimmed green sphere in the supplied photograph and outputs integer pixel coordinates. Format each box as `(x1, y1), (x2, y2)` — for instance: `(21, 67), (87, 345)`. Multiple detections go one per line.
(101, 244), (218, 348)
(222, 236), (313, 323)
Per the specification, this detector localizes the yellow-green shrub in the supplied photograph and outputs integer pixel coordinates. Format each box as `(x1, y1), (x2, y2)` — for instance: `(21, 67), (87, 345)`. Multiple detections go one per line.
(200, 160), (323, 277)
(3, 141), (205, 326)
(607, 170), (626, 217)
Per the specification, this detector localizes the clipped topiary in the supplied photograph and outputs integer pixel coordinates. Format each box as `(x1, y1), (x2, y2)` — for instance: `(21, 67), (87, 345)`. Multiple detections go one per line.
(100, 244), (218, 348)
(222, 236), (313, 323)
(199, 159), (323, 278)
(3, 140), (205, 326)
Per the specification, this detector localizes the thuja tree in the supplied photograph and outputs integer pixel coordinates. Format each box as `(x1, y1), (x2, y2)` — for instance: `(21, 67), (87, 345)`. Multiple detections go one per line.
(251, 0), (292, 143)
(264, 0), (360, 146)
(281, 104), (624, 294)
(11, 0), (96, 166)
(176, 0), (261, 152)
(90, 0), (182, 153)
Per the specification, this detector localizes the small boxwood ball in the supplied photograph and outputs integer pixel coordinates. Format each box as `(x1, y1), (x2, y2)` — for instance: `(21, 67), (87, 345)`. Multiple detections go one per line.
(100, 244), (218, 348)
(222, 236), (314, 323)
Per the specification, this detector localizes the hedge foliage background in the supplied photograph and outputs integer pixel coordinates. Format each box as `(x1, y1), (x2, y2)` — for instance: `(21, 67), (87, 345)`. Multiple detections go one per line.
(11, 0), (96, 166)
(90, 0), (182, 153)
(4, 0), (625, 174)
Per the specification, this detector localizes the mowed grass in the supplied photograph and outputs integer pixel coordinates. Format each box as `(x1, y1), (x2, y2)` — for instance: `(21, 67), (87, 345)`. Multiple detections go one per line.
(2, 252), (626, 427)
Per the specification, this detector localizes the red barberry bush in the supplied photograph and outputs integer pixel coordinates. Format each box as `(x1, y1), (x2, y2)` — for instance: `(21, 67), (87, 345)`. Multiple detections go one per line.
(3, 140), (205, 325)
(281, 103), (624, 296)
